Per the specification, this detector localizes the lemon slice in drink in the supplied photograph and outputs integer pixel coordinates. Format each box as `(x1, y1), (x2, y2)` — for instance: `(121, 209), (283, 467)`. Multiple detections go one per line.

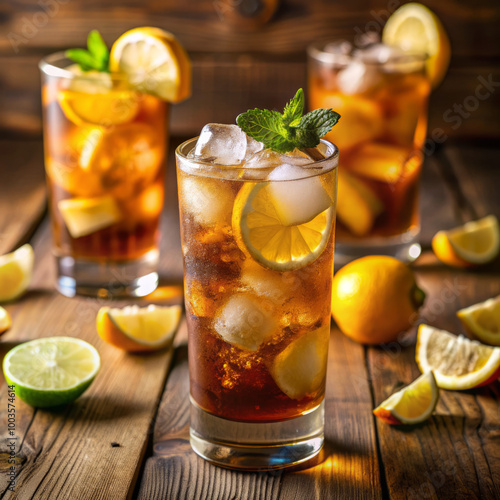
(96, 304), (182, 352)
(59, 196), (122, 238)
(373, 372), (439, 425)
(416, 324), (500, 390)
(109, 27), (191, 102)
(0, 307), (11, 334)
(382, 2), (451, 88)
(457, 296), (500, 346)
(432, 215), (500, 267)
(232, 180), (333, 271)
(3, 337), (100, 408)
(0, 244), (34, 303)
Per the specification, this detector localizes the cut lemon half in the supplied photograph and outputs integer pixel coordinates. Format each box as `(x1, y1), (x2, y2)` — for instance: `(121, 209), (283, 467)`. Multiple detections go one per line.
(58, 196), (122, 238)
(416, 324), (500, 390)
(373, 372), (439, 425)
(232, 181), (333, 271)
(109, 27), (191, 103)
(0, 306), (11, 334)
(96, 304), (182, 352)
(3, 337), (100, 408)
(457, 296), (500, 346)
(58, 88), (139, 127)
(0, 244), (34, 303)
(432, 215), (500, 267)
(382, 2), (451, 88)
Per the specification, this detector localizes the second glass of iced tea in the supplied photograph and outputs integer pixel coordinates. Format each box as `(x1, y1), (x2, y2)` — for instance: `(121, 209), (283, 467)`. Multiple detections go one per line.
(40, 53), (167, 297)
(176, 125), (338, 469)
(308, 41), (431, 263)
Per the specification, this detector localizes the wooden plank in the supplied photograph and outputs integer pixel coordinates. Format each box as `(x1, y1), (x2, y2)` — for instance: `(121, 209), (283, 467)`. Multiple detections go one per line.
(137, 324), (381, 499)
(368, 145), (500, 499)
(0, 140), (183, 499)
(0, 0), (499, 58)
(0, 140), (46, 254)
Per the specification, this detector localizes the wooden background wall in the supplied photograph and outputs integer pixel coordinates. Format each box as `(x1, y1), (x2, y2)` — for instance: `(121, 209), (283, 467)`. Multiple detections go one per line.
(1, 0), (499, 139)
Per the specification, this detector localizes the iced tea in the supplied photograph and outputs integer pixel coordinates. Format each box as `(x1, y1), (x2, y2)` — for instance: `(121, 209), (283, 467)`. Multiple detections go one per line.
(40, 53), (167, 296)
(308, 41), (431, 261)
(176, 126), (338, 469)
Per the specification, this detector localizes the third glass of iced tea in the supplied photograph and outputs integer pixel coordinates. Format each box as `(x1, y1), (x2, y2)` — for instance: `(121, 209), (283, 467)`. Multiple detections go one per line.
(308, 41), (430, 263)
(176, 124), (338, 470)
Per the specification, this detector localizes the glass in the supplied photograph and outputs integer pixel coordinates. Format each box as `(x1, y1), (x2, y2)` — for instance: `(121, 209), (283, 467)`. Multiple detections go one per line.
(40, 53), (168, 297)
(176, 137), (338, 470)
(308, 42), (431, 263)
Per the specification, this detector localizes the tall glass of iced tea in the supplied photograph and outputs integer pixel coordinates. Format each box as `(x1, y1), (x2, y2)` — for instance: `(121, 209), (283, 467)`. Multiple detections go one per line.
(177, 124), (338, 469)
(308, 41), (431, 263)
(40, 53), (167, 297)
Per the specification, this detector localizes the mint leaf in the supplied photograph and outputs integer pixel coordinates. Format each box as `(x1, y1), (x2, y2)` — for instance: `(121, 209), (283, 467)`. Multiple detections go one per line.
(297, 109), (341, 146)
(66, 30), (109, 72)
(237, 88), (341, 153)
(282, 88), (304, 127)
(65, 49), (97, 71)
(87, 30), (109, 71)
(237, 109), (296, 153)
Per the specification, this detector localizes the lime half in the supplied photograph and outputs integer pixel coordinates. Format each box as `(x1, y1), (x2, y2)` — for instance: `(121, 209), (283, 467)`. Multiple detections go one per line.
(3, 337), (100, 408)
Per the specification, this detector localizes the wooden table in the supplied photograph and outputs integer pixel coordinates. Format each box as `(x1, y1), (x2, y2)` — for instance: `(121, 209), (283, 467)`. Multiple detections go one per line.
(0, 139), (499, 499)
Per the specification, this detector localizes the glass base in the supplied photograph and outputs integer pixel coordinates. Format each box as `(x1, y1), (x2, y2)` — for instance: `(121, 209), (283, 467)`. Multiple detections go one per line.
(189, 398), (324, 471)
(55, 249), (159, 298)
(335, 230), (421, 267)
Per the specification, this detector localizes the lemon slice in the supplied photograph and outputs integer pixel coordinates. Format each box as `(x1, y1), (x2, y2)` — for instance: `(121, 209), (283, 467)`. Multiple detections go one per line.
(270, 324), (330, 400)
(3, 337), (100, 408)
(58, 88), (139, 126)
(0, 244), (34, 303)
(337, 169), (383, 236)
(432, 215), (500, 267)
(109, 27), (191, 102)
(457, 296), (500, 346)
(96, 304), (182, 352)
(373, 372), (439, 425)
(58, 196), (122, 238)
(347, 143), (410, 183)
(382, 2), (451, 88)
(0, 306), (11, 334)
(232, 181), (333, 271)
(416, 324), (500, 390)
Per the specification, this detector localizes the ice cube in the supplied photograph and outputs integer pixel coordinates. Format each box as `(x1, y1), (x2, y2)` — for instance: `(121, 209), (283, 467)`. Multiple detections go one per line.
(266, 164), (333, 226)
(324, 40), (353, 56)
(270, 324), (330, 400)
(245, 149), (311, 169)
(337, 61), (382, 94)
(193, 124), (247, 165)
(65, 64), (113, 93)
(214, 293), (277, 351)
(354, 43), (406, 64)
(179, 175), (235, 226)
(239, 261), (287, 305)
(244, 135), (264, 160)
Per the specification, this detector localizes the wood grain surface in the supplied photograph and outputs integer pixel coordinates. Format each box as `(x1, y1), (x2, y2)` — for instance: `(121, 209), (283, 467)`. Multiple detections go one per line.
(0, 138), (499, 499)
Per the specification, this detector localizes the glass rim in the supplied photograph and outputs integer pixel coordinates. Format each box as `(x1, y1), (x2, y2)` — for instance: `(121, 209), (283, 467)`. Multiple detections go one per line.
(175, 137), (339, 173)
(307, 41), (429, 67)
(39, 51), (130, 81)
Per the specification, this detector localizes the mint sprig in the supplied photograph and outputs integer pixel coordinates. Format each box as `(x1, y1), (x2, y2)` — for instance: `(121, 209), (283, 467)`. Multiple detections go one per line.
(236, 89), (340, 153)
(66, 30), (110, 72)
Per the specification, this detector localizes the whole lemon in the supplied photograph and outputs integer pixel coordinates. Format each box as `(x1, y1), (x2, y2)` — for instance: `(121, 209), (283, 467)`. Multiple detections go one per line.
(331, 256), (425, 344)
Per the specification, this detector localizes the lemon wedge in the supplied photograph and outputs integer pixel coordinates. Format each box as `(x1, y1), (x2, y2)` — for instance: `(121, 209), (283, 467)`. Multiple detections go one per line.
(383, 2), (451, 88)
(0, 306), (11, 334)
(59, 196), (121, 238)
(232, 180), (333, 271)
(109, 27), (191, 102)
(0, 244), (34, 303)
(457, 296), (500, 346)
(96, 304), (182, 352)
(373, 372), (439, 425)
(432, 215), (500, 267)
(416, 324), (500, 390)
